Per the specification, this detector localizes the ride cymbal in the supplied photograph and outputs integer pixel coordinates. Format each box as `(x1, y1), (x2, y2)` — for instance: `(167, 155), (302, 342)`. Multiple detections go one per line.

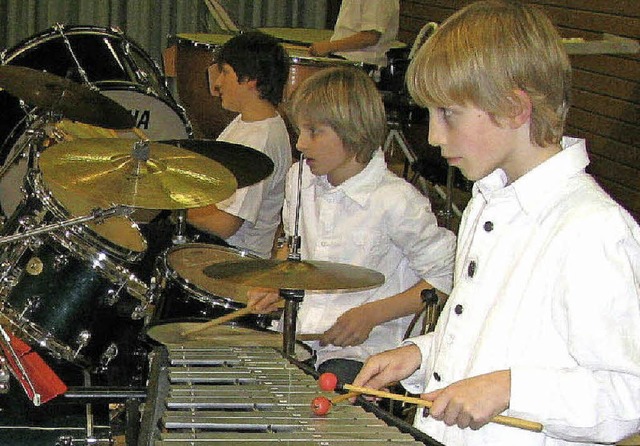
(203, 258), (385, 292)
(161, 139), (274, 188)
(38, 138), (237, 209)
(0, 65), (135, 129)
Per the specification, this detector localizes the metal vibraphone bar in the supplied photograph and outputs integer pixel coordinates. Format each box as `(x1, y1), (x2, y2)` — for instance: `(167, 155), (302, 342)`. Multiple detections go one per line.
(138, 345), (429, 445)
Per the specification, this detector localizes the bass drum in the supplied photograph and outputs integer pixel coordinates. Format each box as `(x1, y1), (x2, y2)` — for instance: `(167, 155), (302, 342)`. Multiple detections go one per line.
(149, 243), (267, 328)
(0, 24), (191, 146)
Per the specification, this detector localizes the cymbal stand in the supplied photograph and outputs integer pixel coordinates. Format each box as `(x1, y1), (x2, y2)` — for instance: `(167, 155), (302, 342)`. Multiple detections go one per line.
(281, 156), (305, 358)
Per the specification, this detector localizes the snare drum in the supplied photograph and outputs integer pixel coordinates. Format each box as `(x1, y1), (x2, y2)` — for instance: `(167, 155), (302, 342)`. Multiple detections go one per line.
(150, 243), (262, 326)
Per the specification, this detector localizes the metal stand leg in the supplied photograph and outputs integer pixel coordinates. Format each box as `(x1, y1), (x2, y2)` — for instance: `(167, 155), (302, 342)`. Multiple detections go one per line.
(280, 289), (304, 358)
(383, 122), (461, 230)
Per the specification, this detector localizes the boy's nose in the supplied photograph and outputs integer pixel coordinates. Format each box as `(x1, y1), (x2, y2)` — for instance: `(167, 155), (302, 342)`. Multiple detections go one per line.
(427, 114), (445, 147)
(207, 65), (222, 97)
(295, 134), (308, 152)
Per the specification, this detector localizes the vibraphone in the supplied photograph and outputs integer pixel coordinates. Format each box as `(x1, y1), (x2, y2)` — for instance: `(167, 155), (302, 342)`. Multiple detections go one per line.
(138, 345), (433, 445)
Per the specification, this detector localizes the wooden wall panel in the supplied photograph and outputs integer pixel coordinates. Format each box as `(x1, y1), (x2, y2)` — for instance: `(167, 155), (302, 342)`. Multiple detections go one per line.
(399, 1), (640, 221)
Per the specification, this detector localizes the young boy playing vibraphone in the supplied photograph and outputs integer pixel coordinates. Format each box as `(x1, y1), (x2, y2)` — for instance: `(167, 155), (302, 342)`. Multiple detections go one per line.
(353, 1), (640, 445)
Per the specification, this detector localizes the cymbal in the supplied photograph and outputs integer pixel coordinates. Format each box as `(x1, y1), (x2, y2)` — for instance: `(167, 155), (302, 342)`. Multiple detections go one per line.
(203, 258), (385, 292)
(161, 139), (274, 189)
(38, 138), (237, 210)
(0, 66), (135, 129)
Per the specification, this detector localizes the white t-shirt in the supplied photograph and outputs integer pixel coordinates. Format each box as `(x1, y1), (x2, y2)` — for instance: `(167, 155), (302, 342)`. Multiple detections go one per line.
(331, 0), (399, 67)
(401, 138), (640, 445)
(216, 114), (291, 258)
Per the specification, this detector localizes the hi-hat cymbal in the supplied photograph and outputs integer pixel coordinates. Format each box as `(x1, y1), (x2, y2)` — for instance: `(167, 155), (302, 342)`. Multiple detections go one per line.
(38, 138), (237, 210)
(161, 139), (274, 189)
(0, 66), (135, 129)
(203, 258), (385, 292)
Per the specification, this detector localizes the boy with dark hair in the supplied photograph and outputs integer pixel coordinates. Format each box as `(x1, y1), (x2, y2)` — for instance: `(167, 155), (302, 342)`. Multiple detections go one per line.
(187, 31), (292, 258)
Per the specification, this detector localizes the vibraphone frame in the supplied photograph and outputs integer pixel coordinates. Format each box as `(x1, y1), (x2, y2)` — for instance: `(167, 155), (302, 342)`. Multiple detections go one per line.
(138, 345), (442, 445)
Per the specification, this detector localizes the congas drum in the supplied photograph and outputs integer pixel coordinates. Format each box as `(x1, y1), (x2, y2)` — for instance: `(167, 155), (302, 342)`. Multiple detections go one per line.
(0, 170), (150, 370)
(257, 27), (333, 45)
(171, 33), (238, 139)
(150, 243), (265, 326)
(0, 25), (191, 146)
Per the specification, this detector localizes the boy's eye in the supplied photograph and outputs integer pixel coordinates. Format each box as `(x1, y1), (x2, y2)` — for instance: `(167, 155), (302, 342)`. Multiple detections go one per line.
(441, 108), (453, 118)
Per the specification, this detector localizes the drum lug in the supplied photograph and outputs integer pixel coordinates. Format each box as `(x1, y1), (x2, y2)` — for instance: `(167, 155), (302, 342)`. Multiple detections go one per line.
(0, 355), (10, 394)
(105, 281), (128, 306)
(94, 342), (119, 374)
(19, 296), (41, 320)
(131, 303), (148, 320)
(73, 330), (91, 358)
(105, 288), (121, 307)
(52, 253), (69, 272)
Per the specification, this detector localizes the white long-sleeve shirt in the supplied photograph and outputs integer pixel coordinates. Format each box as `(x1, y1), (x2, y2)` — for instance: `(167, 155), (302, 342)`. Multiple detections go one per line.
(402, 137), (640, 445)
(282, 149), (455, 367)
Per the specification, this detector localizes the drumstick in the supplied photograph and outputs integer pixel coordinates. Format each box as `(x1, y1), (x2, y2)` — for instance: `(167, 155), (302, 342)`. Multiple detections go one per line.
(181, 307), (253, 336)
(317, 373), (543, 432)
(181, 299), (288, 336)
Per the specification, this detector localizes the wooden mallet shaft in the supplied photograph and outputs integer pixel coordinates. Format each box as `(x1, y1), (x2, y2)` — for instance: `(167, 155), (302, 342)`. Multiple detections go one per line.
(342, 383), (543, 433)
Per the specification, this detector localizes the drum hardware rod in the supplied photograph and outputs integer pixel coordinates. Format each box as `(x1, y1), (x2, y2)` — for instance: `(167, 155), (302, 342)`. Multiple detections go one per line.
(55, 23), (93, 88)
(0, 325), (40, 405)
(63, 386), (147, 402)
(0, 122), (45, 181)
(383, 122), (461, 230)
(172, 209), (188, 244)
(0, 205), (134, 246)
(281, 156), (307, 358)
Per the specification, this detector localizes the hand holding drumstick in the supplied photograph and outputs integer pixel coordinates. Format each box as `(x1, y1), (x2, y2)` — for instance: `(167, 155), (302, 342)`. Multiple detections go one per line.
(180, 288), (322, 340)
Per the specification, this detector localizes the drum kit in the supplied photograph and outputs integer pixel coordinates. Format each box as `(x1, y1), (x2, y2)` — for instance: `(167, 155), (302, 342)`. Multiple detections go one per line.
(0, 46), (385, 412)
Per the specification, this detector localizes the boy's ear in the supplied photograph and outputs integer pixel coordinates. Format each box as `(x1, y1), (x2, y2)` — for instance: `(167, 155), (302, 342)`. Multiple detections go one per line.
(245, 78), (259, 91)
(506, 89), (532, 129)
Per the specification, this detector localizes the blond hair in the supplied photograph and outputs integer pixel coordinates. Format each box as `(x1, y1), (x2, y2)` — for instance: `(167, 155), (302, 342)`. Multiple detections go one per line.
(288, 67), (386, 163)
(407, 0), (571, 146)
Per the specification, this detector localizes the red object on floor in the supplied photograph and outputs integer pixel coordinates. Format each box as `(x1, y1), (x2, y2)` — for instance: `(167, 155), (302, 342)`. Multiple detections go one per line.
(0, 327), (67, 405)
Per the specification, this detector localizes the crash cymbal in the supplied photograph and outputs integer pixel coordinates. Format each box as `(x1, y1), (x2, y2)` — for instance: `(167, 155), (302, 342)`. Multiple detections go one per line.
(38, 138), (237, 210)
(203, 258), (385, 292)
(0, 65), (135, 129)
(161, 139), (274, 189)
